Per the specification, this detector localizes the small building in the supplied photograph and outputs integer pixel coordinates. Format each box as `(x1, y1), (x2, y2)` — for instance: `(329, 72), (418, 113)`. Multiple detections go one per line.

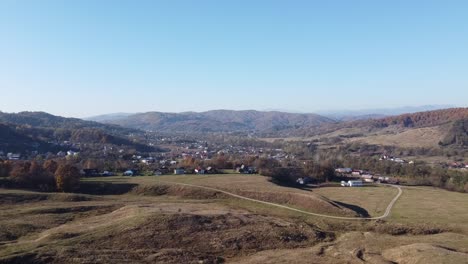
(174, 168), (185, 175)
(7, 153), (21, 160)
(335, 168), (352, 174)
(349, 180), (363, 187)
(67, 150), (79, 157)
(361, 174), (374, 182)
(141, 157), (155, 164)
(296, 177), (312, 185)
(342, 180), (363, 187)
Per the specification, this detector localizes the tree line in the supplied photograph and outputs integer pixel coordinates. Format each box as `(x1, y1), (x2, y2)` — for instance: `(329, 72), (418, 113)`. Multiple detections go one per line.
(0, 160), (80, 192)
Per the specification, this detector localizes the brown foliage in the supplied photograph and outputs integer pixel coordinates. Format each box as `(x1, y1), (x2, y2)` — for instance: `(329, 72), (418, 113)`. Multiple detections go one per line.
(0, 160), (12, 177)
(9, 162), (31, 184)
(43, 160), (59, 175)
(55, 164), (81, 192)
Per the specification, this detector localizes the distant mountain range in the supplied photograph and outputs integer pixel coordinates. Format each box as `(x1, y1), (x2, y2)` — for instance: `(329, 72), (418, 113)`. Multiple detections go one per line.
(317, 105), (456, 121)
(89, 110), (336, 134)
(1, 107), (466, 155)
(85, 107), (468, 140)
(87, 105), (457, 124)
(86, 113), (134, 122)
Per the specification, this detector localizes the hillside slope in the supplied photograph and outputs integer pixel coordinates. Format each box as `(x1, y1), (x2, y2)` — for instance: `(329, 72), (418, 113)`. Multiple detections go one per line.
(0, 111), (138, 134)
(302, 108), (468, 150)
(0, 112), (156, 153)
(97, 110), (336, 134)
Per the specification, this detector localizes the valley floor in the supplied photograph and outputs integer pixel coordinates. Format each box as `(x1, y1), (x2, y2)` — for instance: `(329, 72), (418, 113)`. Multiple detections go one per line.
(1, 175), (467, 263)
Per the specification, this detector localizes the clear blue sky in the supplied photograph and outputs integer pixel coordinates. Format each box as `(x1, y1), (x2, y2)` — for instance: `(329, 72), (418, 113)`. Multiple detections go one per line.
(1, 0), (467, 117)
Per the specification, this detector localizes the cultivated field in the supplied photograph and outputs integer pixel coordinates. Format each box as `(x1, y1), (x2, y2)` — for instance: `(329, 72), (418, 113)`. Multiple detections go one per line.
(1, 174), (467, 263)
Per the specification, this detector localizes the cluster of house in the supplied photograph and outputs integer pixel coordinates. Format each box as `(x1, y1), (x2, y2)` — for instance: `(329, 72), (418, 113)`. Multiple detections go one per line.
(335, 167), (399, 185)
(56, 150), (80, 158)
(379, 155), (414, 164)
(120, 166), (219, 177)
(0, 152), (21, 160)
(170, 166), (219, 175)
(148, 134), (294, 163)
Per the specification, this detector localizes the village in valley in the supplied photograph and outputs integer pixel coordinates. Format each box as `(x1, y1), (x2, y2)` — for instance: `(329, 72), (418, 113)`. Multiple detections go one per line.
(1, 1), (468, 262)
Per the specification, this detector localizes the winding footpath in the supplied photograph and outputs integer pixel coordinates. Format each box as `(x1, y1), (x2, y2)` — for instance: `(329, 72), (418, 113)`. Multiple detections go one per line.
(158, 180), (403, 220)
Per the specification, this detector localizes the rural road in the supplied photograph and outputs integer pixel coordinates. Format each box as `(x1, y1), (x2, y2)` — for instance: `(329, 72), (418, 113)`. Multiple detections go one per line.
(158, 180), (403, 220)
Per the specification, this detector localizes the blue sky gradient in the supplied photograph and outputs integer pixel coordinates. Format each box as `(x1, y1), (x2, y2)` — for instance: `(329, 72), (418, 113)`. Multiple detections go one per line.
(0, 0), (467, 117)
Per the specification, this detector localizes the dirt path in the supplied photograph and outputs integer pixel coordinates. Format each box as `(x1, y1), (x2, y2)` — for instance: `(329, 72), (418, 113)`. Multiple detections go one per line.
(158, 180), (402, 220)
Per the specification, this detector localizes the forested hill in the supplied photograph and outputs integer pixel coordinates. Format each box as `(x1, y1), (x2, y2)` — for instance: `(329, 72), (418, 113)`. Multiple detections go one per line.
(93, 110), (336, 134)
(283, 107), (468, 141)
(0, 123), (59, 153)
(0, 112), (156, 153)
(0, 111), (139, 134)
(362, 107), (468, 128)
(439, 118), (468, 147)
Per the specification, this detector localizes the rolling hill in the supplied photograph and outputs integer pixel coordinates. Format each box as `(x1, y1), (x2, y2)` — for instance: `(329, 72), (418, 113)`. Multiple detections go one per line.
(0, 111), (139, 134)
(302, 108), (468, 149)
(0, 112), (156, 153)
(0, 123), (61, 153)
(93, 110), (336, 134)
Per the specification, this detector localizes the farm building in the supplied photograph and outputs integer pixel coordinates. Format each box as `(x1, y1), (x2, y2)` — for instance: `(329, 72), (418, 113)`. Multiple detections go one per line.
(341, 180), (363, 187)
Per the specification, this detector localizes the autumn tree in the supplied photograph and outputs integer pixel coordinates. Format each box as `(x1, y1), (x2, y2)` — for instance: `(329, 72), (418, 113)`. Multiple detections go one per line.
(55, 164), (81, 192)
(0, 160), (12, 177)
(29, 161), (55, 190)
(44, 160), (59, 175)
(9, 162), (31, 185)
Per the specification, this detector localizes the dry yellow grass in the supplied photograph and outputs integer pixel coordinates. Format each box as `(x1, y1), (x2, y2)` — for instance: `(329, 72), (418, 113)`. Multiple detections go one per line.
(390, 186), (468, 232)
(312, 186), (398, 216)
(349, 126), (446, 148)
(2, 175), (468, 264)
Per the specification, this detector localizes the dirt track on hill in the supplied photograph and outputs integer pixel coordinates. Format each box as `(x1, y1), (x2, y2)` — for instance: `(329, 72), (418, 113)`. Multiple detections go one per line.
(158, 180), (402, 220)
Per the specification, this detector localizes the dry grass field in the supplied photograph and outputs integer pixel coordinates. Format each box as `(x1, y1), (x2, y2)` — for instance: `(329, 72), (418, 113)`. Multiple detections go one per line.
(1, 174), (467, 263)
(348, 126), (446, 148)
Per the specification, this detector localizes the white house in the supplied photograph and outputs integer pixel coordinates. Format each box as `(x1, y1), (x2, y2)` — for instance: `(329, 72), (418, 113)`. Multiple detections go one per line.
(7, 153), (21, 160)
(67, 150), (79, 157)
(349, 180), (363, 187)
(342, 180), (363, 187)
